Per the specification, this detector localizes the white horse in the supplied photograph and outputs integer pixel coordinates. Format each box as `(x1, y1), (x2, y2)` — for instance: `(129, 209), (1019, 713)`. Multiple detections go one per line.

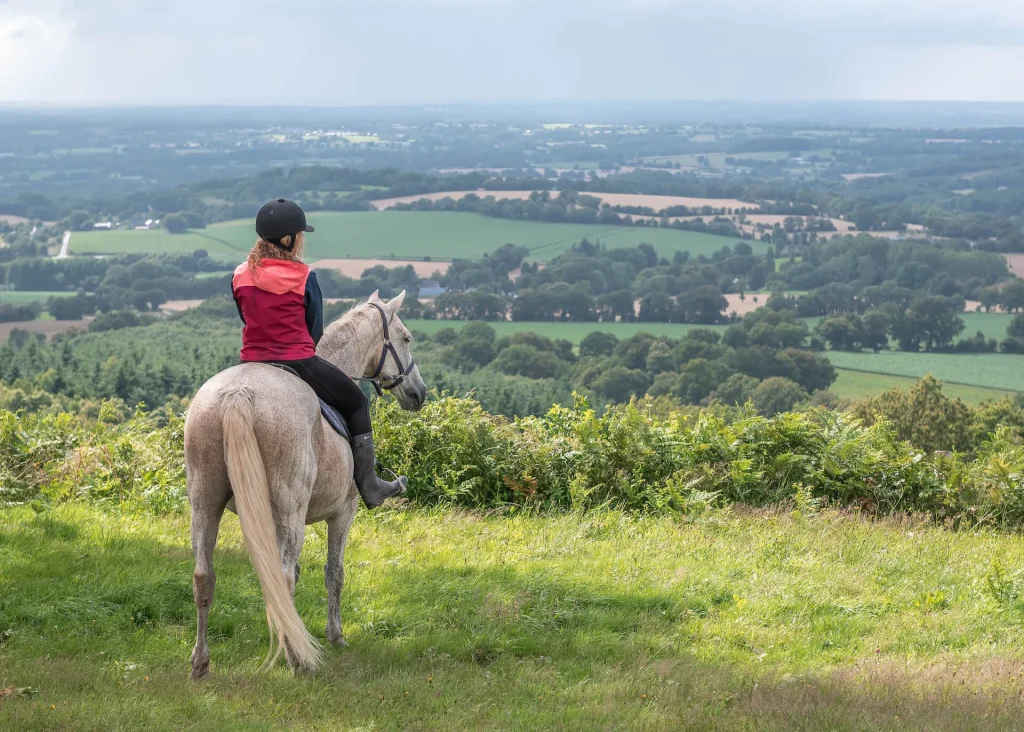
(183, 291), (426, 678)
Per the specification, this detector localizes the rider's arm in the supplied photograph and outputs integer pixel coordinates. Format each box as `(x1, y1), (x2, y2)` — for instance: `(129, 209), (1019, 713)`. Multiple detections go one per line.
(305, 271), (324, 345)
(231, 282), (245, 324)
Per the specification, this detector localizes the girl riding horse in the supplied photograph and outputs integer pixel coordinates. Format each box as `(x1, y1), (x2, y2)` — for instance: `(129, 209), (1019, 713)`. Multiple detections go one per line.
(230, 198), (407, 508)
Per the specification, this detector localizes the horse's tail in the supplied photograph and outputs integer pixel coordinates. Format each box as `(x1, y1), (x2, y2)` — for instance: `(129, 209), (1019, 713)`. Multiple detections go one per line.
(221, 387), (321, 672)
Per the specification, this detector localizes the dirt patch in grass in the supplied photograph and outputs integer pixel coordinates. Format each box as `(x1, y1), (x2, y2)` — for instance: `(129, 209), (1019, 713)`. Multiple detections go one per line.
(0, 319), (90, 343)
(159, 300), (205, 313)
(311, 258), (449, 278)
(1005, 254), (1024, 277)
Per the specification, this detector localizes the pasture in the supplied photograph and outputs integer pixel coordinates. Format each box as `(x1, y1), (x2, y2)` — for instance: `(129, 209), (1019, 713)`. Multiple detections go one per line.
(831, 368), (1011, 404)
(0, 291), (72, 305)
(69, 212), (758, 262)
(4, 505), (1024, 730)
(824, 352), (1024, 393)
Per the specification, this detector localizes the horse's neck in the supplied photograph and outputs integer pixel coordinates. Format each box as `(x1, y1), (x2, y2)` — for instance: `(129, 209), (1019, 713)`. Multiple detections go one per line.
(316, 311), (376, 378)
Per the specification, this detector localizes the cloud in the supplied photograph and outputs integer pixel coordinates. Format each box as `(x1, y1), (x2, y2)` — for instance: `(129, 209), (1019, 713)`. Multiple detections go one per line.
(0, 0), (1022, 103)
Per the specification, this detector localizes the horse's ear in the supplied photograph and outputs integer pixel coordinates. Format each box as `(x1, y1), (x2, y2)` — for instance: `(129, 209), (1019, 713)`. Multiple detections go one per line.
(385, 290), (406, 319)
(368, 290), (380, 303)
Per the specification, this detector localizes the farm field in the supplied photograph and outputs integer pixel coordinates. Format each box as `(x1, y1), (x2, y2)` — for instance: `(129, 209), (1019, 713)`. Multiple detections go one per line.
(4, 505), (1024, 730)
(831, 368), (1011, 404)
(0, 319), (89, 343)
(824, 351), (1024, 393)
(69, 212), (758, 262)
(960, 311), (1015, 340)
(369, 190), (759, 212)
(0, 290), (72, 305)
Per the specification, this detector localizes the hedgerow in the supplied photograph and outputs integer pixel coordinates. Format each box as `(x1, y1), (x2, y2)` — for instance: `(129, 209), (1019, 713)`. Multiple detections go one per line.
(4, 394), (1024, 527)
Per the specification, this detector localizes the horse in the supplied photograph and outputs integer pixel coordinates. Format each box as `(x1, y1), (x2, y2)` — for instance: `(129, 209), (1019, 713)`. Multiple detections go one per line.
(183, 290), (426, 679)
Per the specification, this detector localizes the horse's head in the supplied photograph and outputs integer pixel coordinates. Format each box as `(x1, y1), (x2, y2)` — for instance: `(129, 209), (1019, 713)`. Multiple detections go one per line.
(359, 290), (427, 411)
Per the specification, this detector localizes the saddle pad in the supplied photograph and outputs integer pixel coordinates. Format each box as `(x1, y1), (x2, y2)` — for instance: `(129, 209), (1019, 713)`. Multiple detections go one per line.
(318, 401), (352, 443)
(265, 363), (352, 443)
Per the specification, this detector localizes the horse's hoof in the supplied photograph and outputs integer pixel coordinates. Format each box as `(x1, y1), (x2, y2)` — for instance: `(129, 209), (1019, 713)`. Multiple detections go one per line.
(291, 662), (317, 677)
(190, 663), (210, 680)
(328, 634), (348, 648)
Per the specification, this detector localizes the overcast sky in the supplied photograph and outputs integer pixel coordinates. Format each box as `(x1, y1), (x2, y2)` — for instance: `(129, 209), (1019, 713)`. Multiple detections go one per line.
(2, 0), (1023, 104)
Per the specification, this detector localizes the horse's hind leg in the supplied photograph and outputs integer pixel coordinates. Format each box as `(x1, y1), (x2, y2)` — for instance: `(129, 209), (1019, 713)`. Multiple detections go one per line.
(189, 474), (229, 680)
(325, 506), (356, 646)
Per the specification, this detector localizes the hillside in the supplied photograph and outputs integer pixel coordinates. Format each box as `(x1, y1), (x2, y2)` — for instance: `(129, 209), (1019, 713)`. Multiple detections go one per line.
(3, 505), (1024, 730)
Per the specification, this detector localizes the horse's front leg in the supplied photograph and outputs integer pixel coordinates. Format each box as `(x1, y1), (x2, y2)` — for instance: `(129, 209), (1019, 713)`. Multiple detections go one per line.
(325, 510), (354, 646)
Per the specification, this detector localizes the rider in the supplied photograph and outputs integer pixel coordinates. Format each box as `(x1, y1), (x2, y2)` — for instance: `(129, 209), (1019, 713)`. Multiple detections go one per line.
(230, 198), (407, 509)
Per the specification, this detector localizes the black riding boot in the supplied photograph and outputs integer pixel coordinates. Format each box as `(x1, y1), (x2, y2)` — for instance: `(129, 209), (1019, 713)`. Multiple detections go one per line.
(351, 433), (407, 509)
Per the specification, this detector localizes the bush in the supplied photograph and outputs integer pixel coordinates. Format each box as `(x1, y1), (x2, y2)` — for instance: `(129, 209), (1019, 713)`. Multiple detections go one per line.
(10, 392), (1024, 528)
(851, 375), (973, 454)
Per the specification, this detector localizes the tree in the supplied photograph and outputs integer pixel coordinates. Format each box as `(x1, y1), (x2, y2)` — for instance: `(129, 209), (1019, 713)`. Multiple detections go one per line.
(778, 348), (837, 393)
(452, 321), (496, 369)
(711, 373), (759, 405)
(979, 286), (1002, 313)
(1001, 280), (1024, 314)
(851, 375), (972, 453)
(66, 210), (95, 232)
(645, 341), (674, 374)
(590, 366), (649, 404)
(163, 213), (188, 234)
(816, 314), (863, 351)
(638, 293), (676, 322)
(674, 358), (723, 404)
(579, 331), (618, 358)
(905, 295), (965, 351)
(752, 377), (808, 417)
(861, 310), (890, 352)
(492, 345), (561, 379)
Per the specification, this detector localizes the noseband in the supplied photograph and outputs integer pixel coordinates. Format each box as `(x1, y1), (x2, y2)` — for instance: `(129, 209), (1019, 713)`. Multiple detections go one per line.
(359, 302), (416, 397)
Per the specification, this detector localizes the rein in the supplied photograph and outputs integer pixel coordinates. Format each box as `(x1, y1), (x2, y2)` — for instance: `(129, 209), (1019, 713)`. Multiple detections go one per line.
(357, 302), (416, 397)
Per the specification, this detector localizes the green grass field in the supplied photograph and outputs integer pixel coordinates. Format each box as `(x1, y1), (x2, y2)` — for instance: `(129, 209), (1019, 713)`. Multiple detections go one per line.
(69, 212), (758, 263)
(0, 290), (73, 305)
(824, 352), (1024, 393)
(831, 368), (1011, 404)
(4, 505), (1024, 730)
(960, 312), (1015, 341)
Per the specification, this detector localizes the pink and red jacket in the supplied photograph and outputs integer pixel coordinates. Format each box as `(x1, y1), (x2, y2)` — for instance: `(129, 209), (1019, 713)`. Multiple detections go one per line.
(231, 259), (324, 362)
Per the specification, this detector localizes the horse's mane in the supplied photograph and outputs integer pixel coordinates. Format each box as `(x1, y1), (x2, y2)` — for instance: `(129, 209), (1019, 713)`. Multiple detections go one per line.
(318, 303), (375, 363)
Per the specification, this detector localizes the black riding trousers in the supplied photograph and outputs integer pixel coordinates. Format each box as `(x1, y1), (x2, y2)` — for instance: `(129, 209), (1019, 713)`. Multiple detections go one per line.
(271, 356), (371, 435)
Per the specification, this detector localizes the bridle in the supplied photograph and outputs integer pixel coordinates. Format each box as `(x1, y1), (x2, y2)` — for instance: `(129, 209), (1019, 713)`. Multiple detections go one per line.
(357, 301), (416, 397)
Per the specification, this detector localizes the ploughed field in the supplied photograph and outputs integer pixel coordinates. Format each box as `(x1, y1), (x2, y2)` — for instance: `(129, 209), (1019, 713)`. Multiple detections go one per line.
(4, 505), (1024, 730)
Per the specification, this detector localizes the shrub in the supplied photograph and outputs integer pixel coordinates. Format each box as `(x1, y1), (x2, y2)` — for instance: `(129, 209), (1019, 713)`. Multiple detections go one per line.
(9, 390), (1024, 528)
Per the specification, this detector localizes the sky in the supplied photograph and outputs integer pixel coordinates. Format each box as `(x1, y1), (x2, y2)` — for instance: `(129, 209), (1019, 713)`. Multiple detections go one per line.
(2, 0), (1024, 104)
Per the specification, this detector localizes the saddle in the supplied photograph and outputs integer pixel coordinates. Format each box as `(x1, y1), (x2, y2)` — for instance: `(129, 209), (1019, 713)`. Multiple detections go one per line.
(267, 363), (352, 444)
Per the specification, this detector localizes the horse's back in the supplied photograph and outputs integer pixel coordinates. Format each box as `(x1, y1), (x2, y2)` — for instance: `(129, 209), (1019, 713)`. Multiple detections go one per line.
(185, 363), (354, 521)
(185, 364), (322, 499)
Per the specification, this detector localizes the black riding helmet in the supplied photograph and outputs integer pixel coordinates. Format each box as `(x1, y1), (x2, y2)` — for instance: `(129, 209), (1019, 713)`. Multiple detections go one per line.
(255, 199), (314, 251)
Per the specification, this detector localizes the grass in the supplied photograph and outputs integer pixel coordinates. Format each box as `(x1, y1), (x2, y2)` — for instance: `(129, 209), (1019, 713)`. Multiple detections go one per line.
(406, 319), (731, 342)
(0, 291), (73, 305)
(824, 351), (1024, 393)
(4, 505), (1024, 729)
(831, 368), (1012, 404)
(69, 212), (757, 262)
(960, 311), (1014, 341)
